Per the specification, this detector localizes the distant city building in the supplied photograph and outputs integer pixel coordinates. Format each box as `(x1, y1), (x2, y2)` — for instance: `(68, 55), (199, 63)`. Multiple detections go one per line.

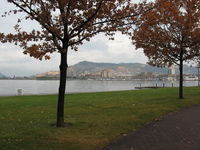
(48, 71), (60, 76)
(101, 70), (114, 78)
(168, 65), (176, 75)
(67, 67), (74, 77)
(84, 69), (90, 75)
(95, 71), (102, 76)
(36, 71), (59, 77)
(107, 70), (114, 78)
(102, 70), (107, 78)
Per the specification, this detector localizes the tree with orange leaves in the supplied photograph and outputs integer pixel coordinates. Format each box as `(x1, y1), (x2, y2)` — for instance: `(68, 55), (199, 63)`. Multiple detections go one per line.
(0, 0), (145, 127)
(132, 0), (200, 99)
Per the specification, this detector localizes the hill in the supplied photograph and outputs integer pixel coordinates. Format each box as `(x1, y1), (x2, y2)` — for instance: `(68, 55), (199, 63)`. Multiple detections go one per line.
(73, 61), (168, 75)
(72, 61), (198, 75)
(0, 72), (5, 77)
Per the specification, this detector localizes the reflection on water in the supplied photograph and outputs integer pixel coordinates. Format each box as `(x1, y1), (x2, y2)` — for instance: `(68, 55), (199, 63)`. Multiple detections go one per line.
(0, 80), (198, 96)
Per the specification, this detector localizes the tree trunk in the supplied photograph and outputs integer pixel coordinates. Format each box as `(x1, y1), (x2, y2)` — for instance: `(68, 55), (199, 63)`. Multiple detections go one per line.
(56, 51), (68, 127)
(179, 49), (183, 99)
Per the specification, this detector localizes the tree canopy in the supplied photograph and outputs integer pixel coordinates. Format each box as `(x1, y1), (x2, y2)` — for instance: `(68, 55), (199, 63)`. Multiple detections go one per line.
(132, 0), (200, 67)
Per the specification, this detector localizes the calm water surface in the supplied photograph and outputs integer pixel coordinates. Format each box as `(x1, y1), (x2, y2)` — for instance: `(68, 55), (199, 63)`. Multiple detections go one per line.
(0, 80), (198, 96)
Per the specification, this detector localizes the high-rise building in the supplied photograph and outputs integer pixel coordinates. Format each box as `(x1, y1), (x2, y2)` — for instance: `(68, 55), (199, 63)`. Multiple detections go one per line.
(168, 65), (176, 75)
(67, 67), (74, 77)
(84, 69), (90, 75)
(107, 70), (114, 78)
(101, 70), (114, 78)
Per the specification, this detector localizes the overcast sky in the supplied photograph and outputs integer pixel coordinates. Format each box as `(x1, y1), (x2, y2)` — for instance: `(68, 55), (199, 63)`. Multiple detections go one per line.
(0, 0), (148, 77)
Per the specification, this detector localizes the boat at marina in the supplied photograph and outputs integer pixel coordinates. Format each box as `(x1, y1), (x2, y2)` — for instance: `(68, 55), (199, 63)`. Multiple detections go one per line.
(183, 75), (198, 81)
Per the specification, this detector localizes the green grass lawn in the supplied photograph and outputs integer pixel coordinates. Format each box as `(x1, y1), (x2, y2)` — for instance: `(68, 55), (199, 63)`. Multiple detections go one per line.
(0, 87), (200, 150)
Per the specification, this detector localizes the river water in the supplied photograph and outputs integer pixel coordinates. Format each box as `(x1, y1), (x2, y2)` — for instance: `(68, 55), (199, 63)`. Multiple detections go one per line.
(0, 79), (198, 96)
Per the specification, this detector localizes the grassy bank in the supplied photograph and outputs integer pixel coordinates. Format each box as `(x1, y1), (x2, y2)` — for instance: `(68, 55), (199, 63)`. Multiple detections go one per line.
(0, 87), (200, 150)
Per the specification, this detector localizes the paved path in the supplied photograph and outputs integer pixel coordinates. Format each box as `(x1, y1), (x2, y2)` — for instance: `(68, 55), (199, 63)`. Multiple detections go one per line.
(102, 104), (200, 150)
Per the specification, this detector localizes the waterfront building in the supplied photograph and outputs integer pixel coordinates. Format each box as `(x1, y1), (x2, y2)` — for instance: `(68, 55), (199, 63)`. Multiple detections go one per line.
(84, 69), (90, 75)
(168, 65), (176, 75)
(67, 67), (74, 77)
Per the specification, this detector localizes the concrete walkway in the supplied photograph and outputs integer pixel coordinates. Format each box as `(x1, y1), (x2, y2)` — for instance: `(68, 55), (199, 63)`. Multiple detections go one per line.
(102, 104), (200, 150)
